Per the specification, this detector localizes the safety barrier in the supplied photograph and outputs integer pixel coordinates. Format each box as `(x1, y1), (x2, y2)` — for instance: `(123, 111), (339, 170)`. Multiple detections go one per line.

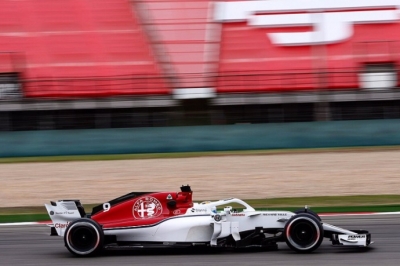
(1, 119), (400, 157)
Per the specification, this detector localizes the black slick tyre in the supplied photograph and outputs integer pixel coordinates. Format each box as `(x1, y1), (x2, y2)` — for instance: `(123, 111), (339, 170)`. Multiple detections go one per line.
(294, 209), (321, 221)
(64, 218), (104, 257)
(284, 213), (324, 253)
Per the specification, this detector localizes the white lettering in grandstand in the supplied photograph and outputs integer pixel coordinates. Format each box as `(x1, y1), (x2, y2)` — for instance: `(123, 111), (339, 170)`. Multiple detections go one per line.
(214, 0), (400, 46)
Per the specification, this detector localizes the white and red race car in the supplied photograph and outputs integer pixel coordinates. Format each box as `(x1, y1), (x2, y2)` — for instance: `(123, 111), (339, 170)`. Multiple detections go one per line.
(45, 185), (372, 256)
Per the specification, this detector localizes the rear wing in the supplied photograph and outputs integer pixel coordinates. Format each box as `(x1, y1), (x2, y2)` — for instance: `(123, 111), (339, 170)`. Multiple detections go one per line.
(44, 200), (85, 236)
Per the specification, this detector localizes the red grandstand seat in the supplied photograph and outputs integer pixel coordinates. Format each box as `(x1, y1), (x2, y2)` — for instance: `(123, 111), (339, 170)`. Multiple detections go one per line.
(0, 0), (169, 98)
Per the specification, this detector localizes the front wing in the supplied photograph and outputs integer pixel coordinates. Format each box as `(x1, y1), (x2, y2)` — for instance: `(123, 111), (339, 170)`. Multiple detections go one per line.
(323, 223), (372, 247)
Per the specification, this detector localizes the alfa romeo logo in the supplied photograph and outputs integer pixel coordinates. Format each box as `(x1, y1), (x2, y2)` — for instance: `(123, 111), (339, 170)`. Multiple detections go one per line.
(133, 196), (163, 219)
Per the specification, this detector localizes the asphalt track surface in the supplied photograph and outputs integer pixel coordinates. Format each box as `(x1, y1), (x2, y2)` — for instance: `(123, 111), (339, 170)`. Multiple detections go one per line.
(1, 215), (399, 266)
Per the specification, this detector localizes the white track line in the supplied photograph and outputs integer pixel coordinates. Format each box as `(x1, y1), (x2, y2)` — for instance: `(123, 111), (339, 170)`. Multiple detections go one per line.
(0, 222), (42, 226)
(1, 211), (400, 226)
(320, 211), (400, 216)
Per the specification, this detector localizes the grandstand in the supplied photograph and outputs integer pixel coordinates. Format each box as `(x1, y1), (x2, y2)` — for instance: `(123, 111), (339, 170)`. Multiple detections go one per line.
(0, 0), (400, 131)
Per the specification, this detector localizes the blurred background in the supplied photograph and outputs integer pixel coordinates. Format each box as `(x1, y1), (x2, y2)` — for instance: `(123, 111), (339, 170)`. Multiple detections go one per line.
(0, 0), (399, 154)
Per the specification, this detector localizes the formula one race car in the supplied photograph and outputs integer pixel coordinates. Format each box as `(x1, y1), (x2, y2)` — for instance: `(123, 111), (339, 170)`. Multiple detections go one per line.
(45, 185), (372, 256)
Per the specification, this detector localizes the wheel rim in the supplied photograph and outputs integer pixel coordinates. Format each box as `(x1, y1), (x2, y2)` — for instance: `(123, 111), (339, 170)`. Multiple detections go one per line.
(286, 217), (320, 250)
(66, 222), (100, 255)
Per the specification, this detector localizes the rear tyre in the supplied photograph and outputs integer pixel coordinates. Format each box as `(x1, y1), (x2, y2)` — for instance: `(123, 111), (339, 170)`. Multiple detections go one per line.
(64, 218), (104, 257)
(284, 213), (323, 253)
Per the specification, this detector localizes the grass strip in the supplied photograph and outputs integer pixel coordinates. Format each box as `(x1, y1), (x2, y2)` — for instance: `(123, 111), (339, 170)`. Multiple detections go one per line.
(2, 195), (400, 223)
(243, 195), (400, 208)
(0, 214), (50, 223)
(1, 205), (400, 224)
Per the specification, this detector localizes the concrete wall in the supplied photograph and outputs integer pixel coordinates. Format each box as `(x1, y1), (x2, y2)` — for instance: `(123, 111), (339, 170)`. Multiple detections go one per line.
(1, 119), (400, 157)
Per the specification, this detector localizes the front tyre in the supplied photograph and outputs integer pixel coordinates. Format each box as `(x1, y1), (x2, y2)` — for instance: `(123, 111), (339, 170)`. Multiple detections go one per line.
(64, 218), (104, 257)
(284, 213), (323, 253)
(294, 209), (321, 221)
